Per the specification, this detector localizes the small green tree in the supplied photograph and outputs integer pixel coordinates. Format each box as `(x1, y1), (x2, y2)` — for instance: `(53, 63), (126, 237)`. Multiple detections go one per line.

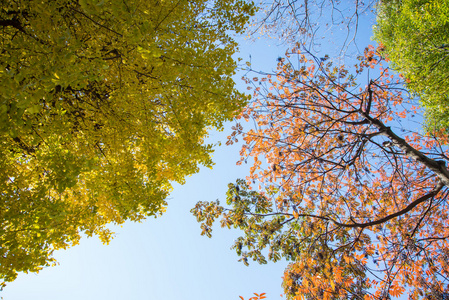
(374, 0), (449, 131)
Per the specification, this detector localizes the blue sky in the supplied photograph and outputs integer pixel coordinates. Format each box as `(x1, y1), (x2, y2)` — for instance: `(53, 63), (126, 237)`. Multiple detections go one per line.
(2, 5), (377, 300)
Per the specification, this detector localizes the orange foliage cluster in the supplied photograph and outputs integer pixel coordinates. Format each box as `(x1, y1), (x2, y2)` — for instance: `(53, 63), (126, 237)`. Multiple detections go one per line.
(240, 293), (267, 300)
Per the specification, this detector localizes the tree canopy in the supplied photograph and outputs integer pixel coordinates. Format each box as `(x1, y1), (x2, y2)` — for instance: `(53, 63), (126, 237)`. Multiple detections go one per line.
(0, 0), (255, 287)
(374, 0), (449, 132)
(193, 45), (449, 299)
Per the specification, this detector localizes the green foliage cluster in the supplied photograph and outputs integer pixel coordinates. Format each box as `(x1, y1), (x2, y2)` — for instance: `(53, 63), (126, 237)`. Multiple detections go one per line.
(192, 179), (294, 265)
(192, 180), (369, 299)
(374, 0), (449, 131)
(0, 0), (255, 287)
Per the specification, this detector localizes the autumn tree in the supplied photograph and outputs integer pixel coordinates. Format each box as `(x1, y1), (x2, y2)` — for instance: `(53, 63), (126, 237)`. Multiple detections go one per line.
(0, 0), (255, 288)
(374, 0), (449, 132)
(192, 45), (449, 299)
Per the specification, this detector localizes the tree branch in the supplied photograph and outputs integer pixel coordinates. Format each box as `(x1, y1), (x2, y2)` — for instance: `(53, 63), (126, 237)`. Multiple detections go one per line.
(365, 115), (449, 186)
(334, 181), (444, 228)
